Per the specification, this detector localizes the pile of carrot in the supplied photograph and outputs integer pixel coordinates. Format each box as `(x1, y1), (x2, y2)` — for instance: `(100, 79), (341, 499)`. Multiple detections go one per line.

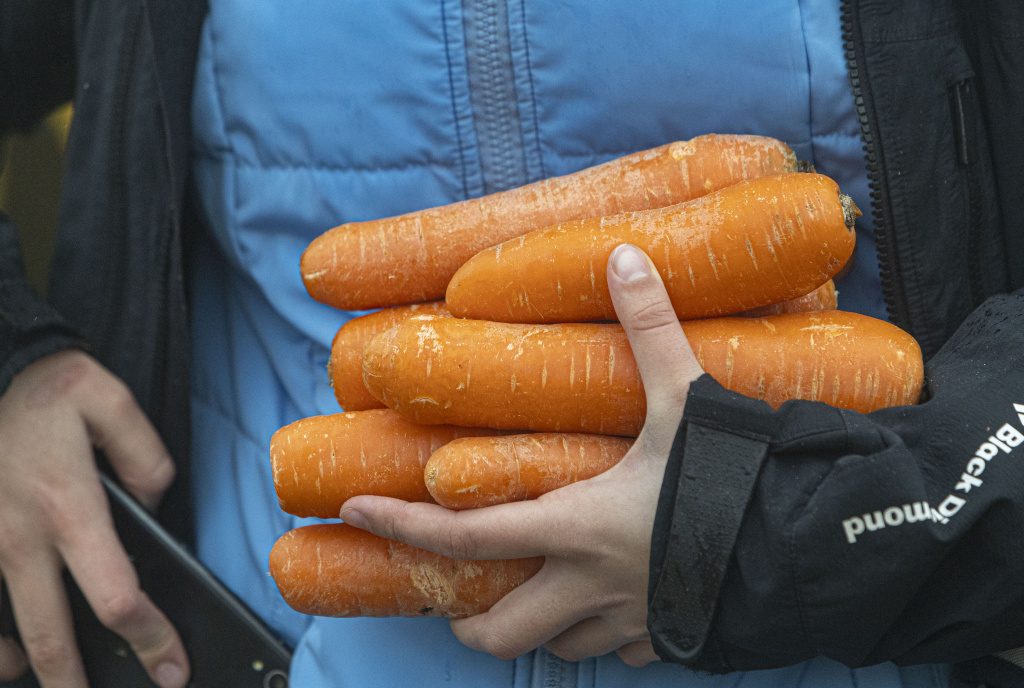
(269, 134), (925, 619)
(301, 133), (804, 310)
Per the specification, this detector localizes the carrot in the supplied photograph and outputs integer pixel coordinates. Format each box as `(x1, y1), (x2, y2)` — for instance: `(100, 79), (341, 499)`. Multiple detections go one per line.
(362, 312), (923, 436)
(445, 173), (858, 323)
(270, 524), (544, 618)
(302, 134), (803, 310)
(270, 409), (502, 518)
(739, 279), (837, 317)
(425, 433), (633, 510)
(330, 301), (451, 411)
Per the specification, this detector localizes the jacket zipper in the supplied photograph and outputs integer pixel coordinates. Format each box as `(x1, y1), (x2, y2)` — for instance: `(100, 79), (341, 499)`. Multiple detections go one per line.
(462, 0), (528, 194)
(109, 3), (173, 431)
(840, 0), (912, 330)
(951, 79), (985, 308)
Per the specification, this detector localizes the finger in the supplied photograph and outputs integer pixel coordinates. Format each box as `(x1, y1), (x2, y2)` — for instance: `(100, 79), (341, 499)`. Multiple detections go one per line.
(543, 615), (648, 663)
(606, 244), (703, 414)
(615, 639), (659, 667)
(74, 366), (175, 510)
(5, 555), (87, 688)
(450, 565), (590, 660)
(340, 495), (573, 560)
(0, 635), (29, 681)
(58, 511), (189, 688)
(0, 574), (29, 681)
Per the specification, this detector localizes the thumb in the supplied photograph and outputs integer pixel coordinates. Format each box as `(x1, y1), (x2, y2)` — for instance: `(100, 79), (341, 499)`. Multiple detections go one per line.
(606, 244), (703, 432)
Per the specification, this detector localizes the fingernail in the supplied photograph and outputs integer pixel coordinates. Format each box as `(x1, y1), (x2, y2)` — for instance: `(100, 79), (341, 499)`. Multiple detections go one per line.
(340, 508), (368, 529)
(609, 244), (650, 283)
(155, 662), (186, 688)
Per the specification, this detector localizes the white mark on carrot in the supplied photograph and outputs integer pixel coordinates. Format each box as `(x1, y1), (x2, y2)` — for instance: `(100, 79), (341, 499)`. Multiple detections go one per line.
(410, 563), (454, 610)
(607, 346), (616, 387)
(585, 348), (592, 391)
(706, 243), (720, 280)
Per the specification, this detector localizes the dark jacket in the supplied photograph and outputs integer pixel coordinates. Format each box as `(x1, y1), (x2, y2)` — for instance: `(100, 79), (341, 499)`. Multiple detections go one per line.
(0, 0), (205, 541)
(647, 0), (1024, 684)
(1, 0), (1022, 685)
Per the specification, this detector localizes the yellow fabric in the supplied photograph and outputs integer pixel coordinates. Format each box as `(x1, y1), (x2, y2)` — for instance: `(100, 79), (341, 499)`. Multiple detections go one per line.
(0, 103), (72, 294)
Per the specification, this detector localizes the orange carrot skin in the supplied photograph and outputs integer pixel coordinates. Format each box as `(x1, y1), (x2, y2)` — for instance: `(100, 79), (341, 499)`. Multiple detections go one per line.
(363, 313), (923, 436)
(445, 173), (858, 323)
(363, 316), (646, 436)
(330, 301), (451, 411)
(270, 524), (544, 618)
(426, 433), (634, 510)
(301, 134), (799, 310)
(270, 409), (502, 518)
(684, 312), (923, 412)
(739, 279), (837, 317)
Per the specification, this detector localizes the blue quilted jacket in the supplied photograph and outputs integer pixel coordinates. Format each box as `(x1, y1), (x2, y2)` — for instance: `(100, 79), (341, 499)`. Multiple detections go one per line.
(188, 1), (942, 686)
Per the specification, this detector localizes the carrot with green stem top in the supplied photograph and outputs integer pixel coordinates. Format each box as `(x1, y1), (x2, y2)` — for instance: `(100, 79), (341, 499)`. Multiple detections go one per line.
(445, 173), (858, 323)
(302, 134), (805, 310)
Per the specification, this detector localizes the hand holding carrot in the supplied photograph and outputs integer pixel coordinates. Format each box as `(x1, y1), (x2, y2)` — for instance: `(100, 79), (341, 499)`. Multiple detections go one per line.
(339, 244), (703, 666)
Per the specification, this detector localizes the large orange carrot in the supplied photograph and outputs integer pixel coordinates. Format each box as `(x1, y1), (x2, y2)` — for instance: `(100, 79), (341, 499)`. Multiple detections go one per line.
(302, 134), (803, 310)
(445, 173), (858, 323)
(328, 272), (834, 415)
(330, 302), (451, 411)
(426, 433), (633, 510)
(739, 279), (837, 317)
(270, 524), (543, 618)
(363, 312), (923, 436)
(270, 409), (502, 518)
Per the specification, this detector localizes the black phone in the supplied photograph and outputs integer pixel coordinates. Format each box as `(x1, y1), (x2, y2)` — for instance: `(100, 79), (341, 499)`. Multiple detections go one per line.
(0, 473), (292, 688)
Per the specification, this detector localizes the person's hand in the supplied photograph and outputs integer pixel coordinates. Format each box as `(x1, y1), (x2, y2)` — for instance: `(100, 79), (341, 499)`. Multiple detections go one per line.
(339, 244), (703, 666)
(0, 350), (190, 688)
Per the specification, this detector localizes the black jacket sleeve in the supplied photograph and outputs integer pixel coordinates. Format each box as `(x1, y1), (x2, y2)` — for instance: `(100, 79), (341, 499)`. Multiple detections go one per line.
(0, 0), (85, 393)
(649, 290), (1024, 672)
(0, 212), (86, 394)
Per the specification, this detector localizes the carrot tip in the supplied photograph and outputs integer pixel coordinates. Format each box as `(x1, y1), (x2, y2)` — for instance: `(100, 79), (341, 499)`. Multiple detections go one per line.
(841, 193), (862, 228)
